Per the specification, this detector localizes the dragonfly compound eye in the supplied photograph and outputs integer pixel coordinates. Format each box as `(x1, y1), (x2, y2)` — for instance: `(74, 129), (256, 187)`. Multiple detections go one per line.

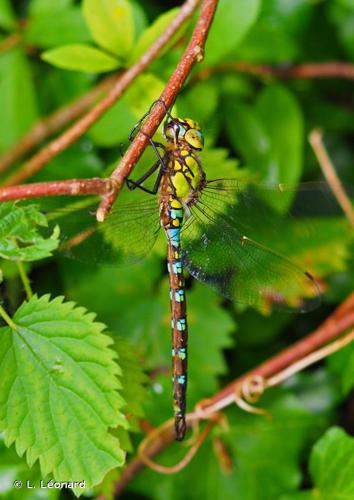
(164, 120), (187, 142)
(185, 128), (204, 150)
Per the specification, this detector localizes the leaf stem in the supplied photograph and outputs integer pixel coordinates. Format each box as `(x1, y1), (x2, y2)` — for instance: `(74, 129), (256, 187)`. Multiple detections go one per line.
(16, 260), (33, 300)
(309, 128), (354, 228)
(0, 304), (17, 330)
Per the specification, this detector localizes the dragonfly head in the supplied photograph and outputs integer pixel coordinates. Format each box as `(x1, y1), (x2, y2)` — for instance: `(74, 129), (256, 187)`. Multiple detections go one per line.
(164, 118), (204, 151)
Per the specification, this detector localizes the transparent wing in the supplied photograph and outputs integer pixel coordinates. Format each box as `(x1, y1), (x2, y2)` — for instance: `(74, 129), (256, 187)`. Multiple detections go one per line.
(181, 179), (347, 312)
(46, 189), (160, 266)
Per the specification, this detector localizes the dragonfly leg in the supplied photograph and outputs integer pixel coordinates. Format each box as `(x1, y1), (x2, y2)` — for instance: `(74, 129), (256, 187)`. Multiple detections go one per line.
(128, 99), (174, 142)
(137, 130), (166, 167)
(126, 160), (163, 194)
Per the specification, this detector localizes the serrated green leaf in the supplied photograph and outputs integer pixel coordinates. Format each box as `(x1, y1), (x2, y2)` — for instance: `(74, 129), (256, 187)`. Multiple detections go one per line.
(41, 44), (120, 73)
(0, 295), (126, 495)
(0, 203), (59, 262)
(113, 337), (148, 443)
(83, 0), (134, 58)
(115, 338), (148, 416)
(0, 0), (16, 30)
(203, 0), (261, 65)
(59, 255), (163, 334)
(26, 6), (91, 48)
(0, 47), (38, 152)
(130, 7), (183, 64)
(309, 427), (354, 499)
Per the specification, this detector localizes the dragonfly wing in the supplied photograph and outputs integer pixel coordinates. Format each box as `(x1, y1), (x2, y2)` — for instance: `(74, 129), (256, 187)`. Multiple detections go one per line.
(181, 180), (324, 312)
(47, 191), (160, 266)
(198, 178), (346, 241)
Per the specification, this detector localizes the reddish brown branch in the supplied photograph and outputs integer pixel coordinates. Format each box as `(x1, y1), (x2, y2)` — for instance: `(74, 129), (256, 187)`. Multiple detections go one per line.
(0, 76), (117, 174)
(0, 178), (110, 201)
(97, 0), (219, 221)
(212, 295), (354, 406)
(2, 0), (199, 187)
(110, 292), (354, 497)
(193, 61), (354, 82)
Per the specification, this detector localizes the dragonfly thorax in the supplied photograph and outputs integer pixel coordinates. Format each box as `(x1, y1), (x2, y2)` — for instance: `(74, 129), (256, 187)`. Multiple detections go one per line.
(164, 146), (205, 204)
(164, 118), (204, 151)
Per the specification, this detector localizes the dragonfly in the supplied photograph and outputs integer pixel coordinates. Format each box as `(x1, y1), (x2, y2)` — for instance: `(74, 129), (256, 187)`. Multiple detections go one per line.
(47, 103), (335, 441)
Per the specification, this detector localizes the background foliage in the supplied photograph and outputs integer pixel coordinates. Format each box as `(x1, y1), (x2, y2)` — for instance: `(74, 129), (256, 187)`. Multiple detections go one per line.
(0, 0), (354, 499)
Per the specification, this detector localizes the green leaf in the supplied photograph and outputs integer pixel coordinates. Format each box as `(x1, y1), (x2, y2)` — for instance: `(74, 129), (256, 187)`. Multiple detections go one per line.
(200, 147), (243, 179)
(235, 22), (299, 62)
(0, 0), (16, 30)
(113, 337), (148, 445)
(89, 98), (136, 147)
(28, 0), (72, 17)
(328, 1), (354, 59)
(256, 85), (304, 186)
(59, 255), (163, 337)
(327, 342), (354, 394)
(0, 203), (59, 262)
(234, 0), (314, 62)
(130, 7), (183, 63)
(41, 44), (120, 73)
(226, 85), (304, 212)
(26, 6), (91, 48)
(0, 295), (126, 495)
(131, 0), (148, 40)
(203, 0), (261, 65)
(226, 101), (272, 179)
(309, 427), (354, 499)
(125, 73), (165, 118)
(0, 47), (38, 152)
(260, 0), (314, 37)
(178, 79), (219, 124)
(83, 0), (135, 58)
(184, 283), (235, 399)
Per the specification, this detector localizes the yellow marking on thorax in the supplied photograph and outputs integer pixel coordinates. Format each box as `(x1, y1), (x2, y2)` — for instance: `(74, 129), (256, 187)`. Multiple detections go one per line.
(170, 149), (202, 201)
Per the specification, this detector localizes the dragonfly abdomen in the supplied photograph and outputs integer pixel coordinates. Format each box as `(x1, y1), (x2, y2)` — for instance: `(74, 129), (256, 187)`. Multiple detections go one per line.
(160, 191), (188, 441)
